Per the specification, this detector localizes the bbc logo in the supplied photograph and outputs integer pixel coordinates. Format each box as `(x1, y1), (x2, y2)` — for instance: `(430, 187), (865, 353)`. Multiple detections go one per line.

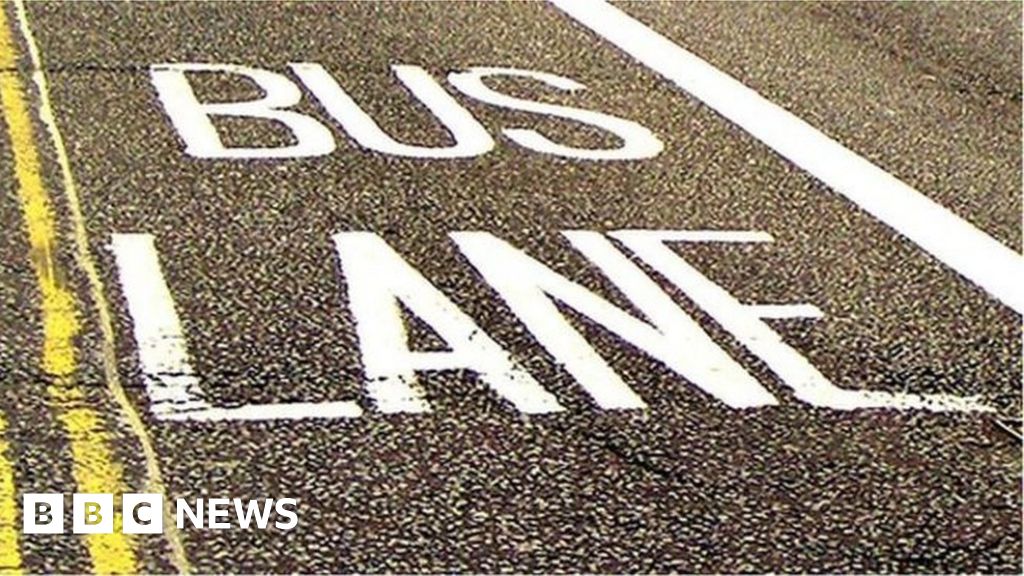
(23, 493), (162, 535)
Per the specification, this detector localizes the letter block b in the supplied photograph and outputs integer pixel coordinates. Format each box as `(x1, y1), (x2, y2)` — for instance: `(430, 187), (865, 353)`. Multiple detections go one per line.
(23, 493), (64, 534)
(73, 493), (113, 534)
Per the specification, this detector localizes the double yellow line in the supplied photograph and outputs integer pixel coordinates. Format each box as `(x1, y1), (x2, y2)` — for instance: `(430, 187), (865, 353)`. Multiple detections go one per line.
(0, 2), (187, 573)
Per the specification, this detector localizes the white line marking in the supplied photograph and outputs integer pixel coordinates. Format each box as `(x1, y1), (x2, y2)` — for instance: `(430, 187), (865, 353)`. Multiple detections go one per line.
(110, 234), (209, 414)
(551, 0), (1024, 314)
(452, 231), (779, 409)
(747, 304), (824, 320)
(333, 231), (563, 414)
(613, 230), (993, 412)
(627, 230), (774, 244)
(160, 402), (363, 421)
(12, 3), (192, 567)
(110, 233), (363, 420)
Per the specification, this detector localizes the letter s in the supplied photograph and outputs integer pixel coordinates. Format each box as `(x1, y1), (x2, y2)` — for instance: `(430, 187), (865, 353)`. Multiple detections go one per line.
(274, 498), (298, 530)
(448, 67), (663, 160)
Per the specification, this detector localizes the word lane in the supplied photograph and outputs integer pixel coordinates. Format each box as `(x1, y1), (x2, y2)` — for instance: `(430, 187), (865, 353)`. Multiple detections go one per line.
(110, 230), (991, 422)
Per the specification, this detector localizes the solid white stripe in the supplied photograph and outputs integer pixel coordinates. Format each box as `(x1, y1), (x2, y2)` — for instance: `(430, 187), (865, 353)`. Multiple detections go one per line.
(111, 233), (363, 421)
(746, 304), (824, 320)
(551, 0), (1024, 314)
(110, 233), (209, 412)
(161, 402), (363, 421)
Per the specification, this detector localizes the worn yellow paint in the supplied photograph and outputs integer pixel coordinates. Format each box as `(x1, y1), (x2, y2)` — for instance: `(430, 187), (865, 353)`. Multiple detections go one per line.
(0, 414), (21, 576)
(49, 385), (136, 574)
(0, 4), (138, 573)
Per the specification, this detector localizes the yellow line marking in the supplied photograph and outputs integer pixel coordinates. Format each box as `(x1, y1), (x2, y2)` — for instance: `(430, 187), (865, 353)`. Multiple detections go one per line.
(7, 1), (191, 572)
(48, 385), (136, 575)
(0, 4), (143, 574)
(0, 414), (21, 576)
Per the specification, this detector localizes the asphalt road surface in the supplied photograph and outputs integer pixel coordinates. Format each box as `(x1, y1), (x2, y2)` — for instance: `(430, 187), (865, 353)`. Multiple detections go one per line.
(0, 1), (1021, 573)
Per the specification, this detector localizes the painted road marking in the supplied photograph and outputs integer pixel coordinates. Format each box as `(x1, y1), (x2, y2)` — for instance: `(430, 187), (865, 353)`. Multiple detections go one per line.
(161, 402), (362, 422)
(333, 232), (564, 414)
(6, 1), (190, 572)
(452, 230), (777, 409)
(110, 234), (364, 421)
(292, 63), (494, 159)
(0, 3), (136, 571)
(551, 0), (1024, 314)
(151, 63), (664, 160)
(115, 230), (990, 418)
(612, 230), (992, 412)
(747, 304), (824, 320)
(108, 234), (212, 415)
(445, 66), (663, 160)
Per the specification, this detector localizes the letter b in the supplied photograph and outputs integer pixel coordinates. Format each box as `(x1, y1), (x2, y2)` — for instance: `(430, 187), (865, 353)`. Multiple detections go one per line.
(150, 63), (336, 159)
(23, 494), (64, 534)
(73, 494), (113, 534)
